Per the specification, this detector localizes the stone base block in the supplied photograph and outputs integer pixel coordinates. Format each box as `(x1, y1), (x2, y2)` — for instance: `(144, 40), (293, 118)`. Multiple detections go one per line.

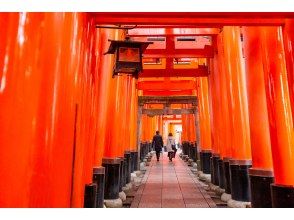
(227, 199), (251, 208)
(140, 162), (146, 171)
(207, 183), (225, 196)
(215, 187), (225, 196)
(221, 193), (232, 202)
(187, 159), (193, 166)
(119, 191), (126, 202)
(134, 171), (142, 177)
(131, 173), (137, 182)
(191, 168), (197, 174)
(132, 177), (142, 187)
(196, 170), (203, 177)
(208, 183), (219, 191)
(104, 198), (123, 208)
(192, 162), (197, 169)
(199, 173), (211, 183)
(122, 182), (133, 192)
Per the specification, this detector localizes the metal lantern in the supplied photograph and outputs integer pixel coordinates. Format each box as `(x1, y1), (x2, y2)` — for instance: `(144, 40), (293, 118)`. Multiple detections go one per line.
(104, 38), (152, 78)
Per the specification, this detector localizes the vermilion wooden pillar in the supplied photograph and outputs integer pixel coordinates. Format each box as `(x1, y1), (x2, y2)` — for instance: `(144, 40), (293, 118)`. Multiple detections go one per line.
(222, 27), (252, 202)
(283, 23), (294, 206)
(158, 115), (163, 136)
(93, 28), (121, 207)
(140, 113), (148, 142)
(146, 113), (152, 142)
(129, 78), (139, 172)
(0, 12), (44, 208)
(103, 74), (125, 200)
(124, 76), (133, 151)
(261, 26), (294, 207)
(283, 19), (294, 122)
(198, 77), (213, 175)
(119, 75), (128, 156)
(102, 29), (128, 201)
(187, 112), (197, 162)
(181, 104), (189, 157)
(181, 110), (188, 143)
(189, 113), (196, 142)
(0, 12), (98, 208)
(104, 76), (123, 158)
(198, 78), (212, 152)
(208, 57), (221, 186)
(117, 74), (130, 189)
(243, 27), (274, 207)
(94, 28), (117, 166)
(216, 33), (233, 192)
(129, 78), (138, 151)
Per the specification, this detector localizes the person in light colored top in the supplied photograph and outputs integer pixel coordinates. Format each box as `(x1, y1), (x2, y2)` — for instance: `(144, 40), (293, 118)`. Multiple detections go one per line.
(166, 133), (176, 162)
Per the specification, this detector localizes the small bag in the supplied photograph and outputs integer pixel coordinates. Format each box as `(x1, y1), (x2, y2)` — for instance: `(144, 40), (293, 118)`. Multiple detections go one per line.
(168, 139), (176, 151)
(172, 145), (176, 151)
(168, 151), (175, 158)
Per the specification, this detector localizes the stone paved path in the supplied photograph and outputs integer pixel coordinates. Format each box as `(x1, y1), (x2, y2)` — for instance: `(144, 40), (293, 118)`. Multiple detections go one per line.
(131, 152), (216, 208)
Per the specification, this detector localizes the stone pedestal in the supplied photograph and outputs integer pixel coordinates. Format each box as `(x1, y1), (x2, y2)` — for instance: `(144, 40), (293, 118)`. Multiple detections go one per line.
(130, 151), (138, 172)
(104, 198), (123, 208)
(124, 151), (131, 184)
(221, 193), (232, 202)
(117, 157), (126, 192)
(93, 166), (105, 208)
(218, 159), (225, 189)
(83, 183), (97, 208)
(200, 150), (212, 174)
(223, 157), (232, 194)
(227, 199), (251, 208)
(249, 168), (274, 208)
(119, 191), (126, 202)
(211, 154), (220, 185)
(229, 159), (252, 202)
(271, 184), (294, 207)
(102, 158), (121, 200)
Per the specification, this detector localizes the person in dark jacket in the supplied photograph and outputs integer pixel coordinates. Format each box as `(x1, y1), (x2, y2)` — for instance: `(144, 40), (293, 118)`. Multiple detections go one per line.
(152, 131), (163, 161)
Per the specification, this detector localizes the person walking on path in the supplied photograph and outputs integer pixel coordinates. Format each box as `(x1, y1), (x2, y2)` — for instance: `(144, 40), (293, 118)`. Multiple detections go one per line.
(166, 133), (176, 162)
(152, 131), (164, 162)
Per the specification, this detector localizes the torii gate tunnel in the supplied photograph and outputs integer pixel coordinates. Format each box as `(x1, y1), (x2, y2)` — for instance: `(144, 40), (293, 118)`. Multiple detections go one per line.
(1, 12), (294, 208)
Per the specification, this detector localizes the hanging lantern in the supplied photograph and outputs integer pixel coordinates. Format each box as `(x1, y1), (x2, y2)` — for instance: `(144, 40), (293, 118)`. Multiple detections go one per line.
(104, 37), (152, 78)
